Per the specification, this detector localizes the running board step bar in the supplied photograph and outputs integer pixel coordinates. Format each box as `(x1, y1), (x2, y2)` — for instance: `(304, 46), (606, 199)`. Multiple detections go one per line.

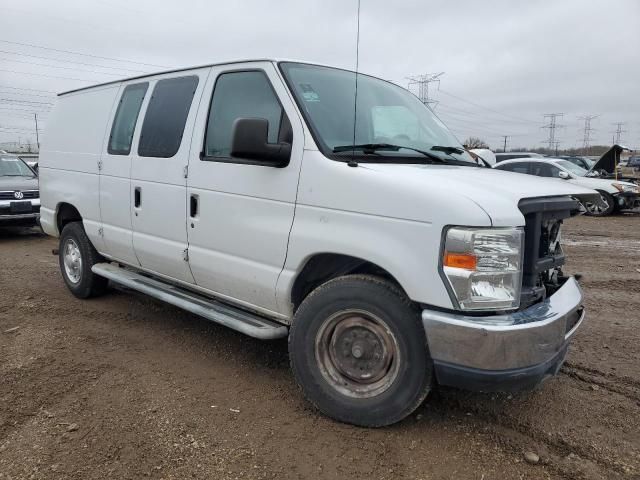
(91, 263), (288, 340)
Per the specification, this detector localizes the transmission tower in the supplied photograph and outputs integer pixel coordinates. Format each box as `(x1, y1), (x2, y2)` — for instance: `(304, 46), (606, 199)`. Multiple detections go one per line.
(578, 115), (598, 154)
(542, 113), (564, 151)
(612, 122), (626, 145)
(407, 72), (444, 108)
(501, 135), (509, 153)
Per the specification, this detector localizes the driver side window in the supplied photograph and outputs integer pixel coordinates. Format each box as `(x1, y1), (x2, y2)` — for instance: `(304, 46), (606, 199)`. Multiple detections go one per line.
(203, 70), (290, 161)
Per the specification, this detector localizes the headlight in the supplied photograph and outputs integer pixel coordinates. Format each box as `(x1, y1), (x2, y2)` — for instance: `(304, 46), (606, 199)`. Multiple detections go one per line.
(611, 183), (638, 193)
(441, 227), (524, 311)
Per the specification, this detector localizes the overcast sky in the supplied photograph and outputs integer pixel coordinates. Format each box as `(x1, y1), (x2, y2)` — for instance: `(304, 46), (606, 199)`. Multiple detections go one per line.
(1, 0), (638, 151)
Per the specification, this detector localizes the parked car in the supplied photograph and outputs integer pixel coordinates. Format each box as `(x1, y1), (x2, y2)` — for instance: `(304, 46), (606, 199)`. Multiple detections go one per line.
(19, 155), (39, 173)
(618, 155), (640, 181)
(0, 155), (40, 226)
(40, 60), (601, 427)
(494, 158), (640, 216)
(588, 145), (639, 184)
(555, 155), (593, 170)
(494, 151), (543, 163)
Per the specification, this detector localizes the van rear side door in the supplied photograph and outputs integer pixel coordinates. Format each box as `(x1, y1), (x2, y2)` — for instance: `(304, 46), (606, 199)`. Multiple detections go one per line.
(100, 82), (148, 267)
(185, 62), (304, 313)
(130, 70), (208, 283)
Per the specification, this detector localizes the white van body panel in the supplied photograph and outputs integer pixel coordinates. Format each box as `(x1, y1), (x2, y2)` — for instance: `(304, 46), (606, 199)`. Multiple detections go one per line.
(186, 62), (305, 312)
(98, 84), (140, 266)
(129, 68), (210, 284)
(39, 85), (121, 252)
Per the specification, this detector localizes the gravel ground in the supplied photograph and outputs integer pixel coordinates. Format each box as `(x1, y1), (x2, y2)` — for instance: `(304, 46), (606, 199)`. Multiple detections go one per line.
(1, 212), (639, 480)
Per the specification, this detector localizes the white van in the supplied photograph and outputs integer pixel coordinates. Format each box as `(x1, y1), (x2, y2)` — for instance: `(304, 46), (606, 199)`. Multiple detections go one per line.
(40, 60), (600, 427)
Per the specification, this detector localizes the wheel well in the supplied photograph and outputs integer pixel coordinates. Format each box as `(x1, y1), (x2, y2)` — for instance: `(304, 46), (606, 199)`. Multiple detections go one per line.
(56, 203), (82, 233)
(291, 253), (404, 311)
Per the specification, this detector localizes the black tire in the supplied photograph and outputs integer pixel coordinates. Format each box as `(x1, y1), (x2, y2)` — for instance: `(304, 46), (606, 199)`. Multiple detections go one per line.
(58, 221), (108, 299)
(288, 274), (433, 427)
(585, 190), (615, 217)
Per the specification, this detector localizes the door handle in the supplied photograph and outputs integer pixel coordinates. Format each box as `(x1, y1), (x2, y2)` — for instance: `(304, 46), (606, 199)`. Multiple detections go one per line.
(134, 187), (141, 208)
(190, 194), (198, 218)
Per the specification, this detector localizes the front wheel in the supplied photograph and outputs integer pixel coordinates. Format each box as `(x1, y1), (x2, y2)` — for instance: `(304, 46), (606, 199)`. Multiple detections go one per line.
(58, 221), (108, 298)
(584, 190), (615, 216)
(288, 275), (433, 427)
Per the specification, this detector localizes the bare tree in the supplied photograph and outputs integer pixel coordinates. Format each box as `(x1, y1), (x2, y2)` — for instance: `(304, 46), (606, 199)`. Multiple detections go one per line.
(463, 137), (489, 149)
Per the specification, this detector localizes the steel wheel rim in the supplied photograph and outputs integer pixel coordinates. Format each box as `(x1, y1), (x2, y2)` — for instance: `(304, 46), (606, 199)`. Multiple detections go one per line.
(63, 238), (82, 284)
(315, 309), (400, 398)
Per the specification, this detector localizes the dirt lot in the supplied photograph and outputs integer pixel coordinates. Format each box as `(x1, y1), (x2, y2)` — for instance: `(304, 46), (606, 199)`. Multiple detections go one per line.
(1, 213), (639, 480)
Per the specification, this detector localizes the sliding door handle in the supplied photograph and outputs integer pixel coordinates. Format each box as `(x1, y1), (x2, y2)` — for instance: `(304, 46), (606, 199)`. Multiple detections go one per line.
(134, 187), (141, 208)
(190, 194), (198, 218)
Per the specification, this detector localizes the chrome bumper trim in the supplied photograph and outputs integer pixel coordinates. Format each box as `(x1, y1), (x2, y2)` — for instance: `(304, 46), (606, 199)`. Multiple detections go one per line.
(422, 277), (584, 371)
(0, 198), (40, 207)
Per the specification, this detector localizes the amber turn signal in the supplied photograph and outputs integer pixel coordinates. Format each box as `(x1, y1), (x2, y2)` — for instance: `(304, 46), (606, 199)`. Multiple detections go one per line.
(444, 252), (477, 270)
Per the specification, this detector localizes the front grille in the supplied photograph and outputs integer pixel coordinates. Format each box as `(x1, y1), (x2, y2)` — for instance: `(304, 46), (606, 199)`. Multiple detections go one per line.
(0, 190), (39, 200)
(518, 196), (582, 307)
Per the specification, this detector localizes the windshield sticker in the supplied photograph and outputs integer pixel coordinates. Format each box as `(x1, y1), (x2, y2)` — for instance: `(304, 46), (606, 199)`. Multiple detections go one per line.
(299, 83), (320, 102)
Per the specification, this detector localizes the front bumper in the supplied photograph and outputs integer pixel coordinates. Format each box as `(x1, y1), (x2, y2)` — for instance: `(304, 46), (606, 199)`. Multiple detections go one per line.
(612, 191), (640, 209)
(0, 199), (40, 224)
(422, 276), (584, 391)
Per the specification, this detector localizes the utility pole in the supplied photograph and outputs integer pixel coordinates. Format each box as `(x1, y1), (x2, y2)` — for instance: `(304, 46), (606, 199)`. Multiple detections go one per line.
(501, 135), (509, 153)
(542, 113), (564, 151)
(578, 115), (598, 155)
(612, 122), (626, 145)
(34, 113), (40, 152)
(406, 72), (444, 108)
(554, 141), (561, 157)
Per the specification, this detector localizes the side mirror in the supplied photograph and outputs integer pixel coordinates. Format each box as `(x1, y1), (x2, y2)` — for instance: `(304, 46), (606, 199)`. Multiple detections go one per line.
(230, 118), (291, 167)
(558, 170), (571, 180)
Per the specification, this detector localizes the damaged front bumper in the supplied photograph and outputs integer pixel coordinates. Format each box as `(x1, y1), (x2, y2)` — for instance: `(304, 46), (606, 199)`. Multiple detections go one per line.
(422, 276), (584, 391)
(613, 191), (640, 210)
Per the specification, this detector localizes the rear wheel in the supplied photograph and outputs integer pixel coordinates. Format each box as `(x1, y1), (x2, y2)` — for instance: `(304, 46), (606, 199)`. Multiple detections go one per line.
(288, 275), (433, 427)
(58, 221), (108, 298)
(584, 190), (615, 216)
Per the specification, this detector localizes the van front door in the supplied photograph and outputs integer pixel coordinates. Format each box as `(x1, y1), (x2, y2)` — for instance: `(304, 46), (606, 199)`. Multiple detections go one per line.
(186, 63), (303, 314)
(130, 71), (208, 283)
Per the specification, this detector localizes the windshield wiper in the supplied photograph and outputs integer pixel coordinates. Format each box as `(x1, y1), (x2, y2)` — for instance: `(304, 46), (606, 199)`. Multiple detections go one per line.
(332, 143), (446, 163)
(431, 145), (465, 155)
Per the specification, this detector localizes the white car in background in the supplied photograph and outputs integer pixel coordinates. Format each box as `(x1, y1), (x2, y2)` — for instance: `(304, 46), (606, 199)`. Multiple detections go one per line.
(494, 158), (640, 216)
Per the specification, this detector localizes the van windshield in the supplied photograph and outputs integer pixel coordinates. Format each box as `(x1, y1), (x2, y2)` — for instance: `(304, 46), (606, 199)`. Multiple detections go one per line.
(279, 62), (477, 165)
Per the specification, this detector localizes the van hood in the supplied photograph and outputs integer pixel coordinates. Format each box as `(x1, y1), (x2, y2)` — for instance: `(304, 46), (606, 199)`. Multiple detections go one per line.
(361, 163), (602, 226)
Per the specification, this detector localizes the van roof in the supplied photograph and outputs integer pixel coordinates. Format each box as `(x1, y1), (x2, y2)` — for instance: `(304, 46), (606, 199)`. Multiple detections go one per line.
(58, 58), (335, 96)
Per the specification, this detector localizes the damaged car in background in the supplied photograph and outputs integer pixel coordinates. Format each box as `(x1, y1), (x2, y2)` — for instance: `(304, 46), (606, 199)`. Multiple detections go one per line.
(494, 157), (639, 216)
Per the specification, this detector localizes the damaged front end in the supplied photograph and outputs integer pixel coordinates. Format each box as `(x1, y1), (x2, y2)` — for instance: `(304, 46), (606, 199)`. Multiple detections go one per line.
(518, 196), (588, 309)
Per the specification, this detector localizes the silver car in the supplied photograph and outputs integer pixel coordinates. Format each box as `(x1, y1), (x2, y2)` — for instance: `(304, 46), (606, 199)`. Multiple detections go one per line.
(0, 155), (40, 227)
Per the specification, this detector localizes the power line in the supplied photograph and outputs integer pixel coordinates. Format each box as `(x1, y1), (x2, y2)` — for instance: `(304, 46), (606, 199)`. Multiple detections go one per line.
(0, 38), (167, 69)
(407, 73), (444, 108)
(578, 115), (598, 153)
(612, 122), (626, 144)
(501, 135), (509, 153)
(0, 68), (104, 82)
(0, 90), (55, 99)
(0, 55), (125, 77)
(438, 89), (541, 125)
(0, 84), (56, 94)
(0, 98), (54, 105)
(542, 113), (564, 150)
(437, 102), (537, 126)
(0, 49), (149, 74)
